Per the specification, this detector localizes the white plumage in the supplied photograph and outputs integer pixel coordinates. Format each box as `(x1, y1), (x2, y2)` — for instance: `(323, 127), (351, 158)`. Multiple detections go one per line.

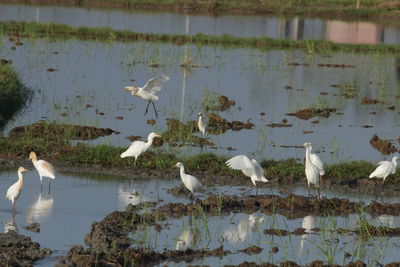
(369, 156), (398, 182)
(29, 151), (55, 191)
(223, 214), (264, 244)
(174, 162), (204, 199)
(120, 132), (161, 165)
(197, 112), (206, 138)
(226, 155), (268, 194)
(306, 143), (325, 176)
(303, 142), (321, 198)
(6, 167), (28, 214)
(124, 74), (170, 118)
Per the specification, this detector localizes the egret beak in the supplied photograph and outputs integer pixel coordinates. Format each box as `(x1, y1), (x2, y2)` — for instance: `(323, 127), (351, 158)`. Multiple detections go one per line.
(154, 134), (162, 138)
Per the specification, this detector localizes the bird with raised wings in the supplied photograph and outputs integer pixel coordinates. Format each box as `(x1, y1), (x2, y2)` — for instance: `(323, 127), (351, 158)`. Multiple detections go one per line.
(226, 155), (268, 195)
(121, 132), (162, 166)
(29, 151), (56, 193)
(6, 167), (29, 215)
(369, 155), (398, 193)
(123, 74), (169, 119)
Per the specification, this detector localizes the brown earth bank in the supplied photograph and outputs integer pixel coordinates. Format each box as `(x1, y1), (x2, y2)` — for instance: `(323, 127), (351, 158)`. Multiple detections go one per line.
(1, 0), (400, 21)
(0, 231), (51, 266)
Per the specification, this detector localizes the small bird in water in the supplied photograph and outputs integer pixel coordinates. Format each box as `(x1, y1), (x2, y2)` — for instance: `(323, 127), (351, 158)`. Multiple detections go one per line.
(123, 74), (170, 119)
(6, 167), (29, 215)
(121, 132), (162, 166)
(173, 162), (204, 202)
(29, 151), (56, 193)
(197, 112), (206, 138)
(303, 142), (321, 199)
(369, 156), (399, 194)
(226, 155), (268, 195)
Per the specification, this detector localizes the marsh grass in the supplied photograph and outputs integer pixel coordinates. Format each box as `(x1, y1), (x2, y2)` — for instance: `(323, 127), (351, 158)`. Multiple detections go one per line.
(2, 21), (400, 54)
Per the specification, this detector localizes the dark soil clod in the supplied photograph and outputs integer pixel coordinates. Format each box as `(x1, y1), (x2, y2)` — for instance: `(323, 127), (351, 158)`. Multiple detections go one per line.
(369, 134), (397, 155)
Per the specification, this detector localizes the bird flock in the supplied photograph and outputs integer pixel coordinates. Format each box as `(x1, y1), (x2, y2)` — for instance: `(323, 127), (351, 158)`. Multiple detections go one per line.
(5, 74), (399, 215)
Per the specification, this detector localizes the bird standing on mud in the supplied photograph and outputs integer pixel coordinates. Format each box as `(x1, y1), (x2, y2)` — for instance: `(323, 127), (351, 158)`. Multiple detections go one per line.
(173, 162), (204, 202)
(6, 167), (29, 215)
(303, 142), (321, 199)
(123, 74), (170, 119)
(305, 142), (325, 176)
(369, 155), (399, 193)
(226, 155), (268, 195)
(29, 151), (56, 193)
(197, 112), (206, 138)
(121, 132), (162, 166)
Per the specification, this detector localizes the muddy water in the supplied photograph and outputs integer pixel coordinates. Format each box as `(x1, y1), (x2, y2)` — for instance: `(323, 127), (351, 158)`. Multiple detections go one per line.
(131, 212), (400, 266)
(1, 36), (400, 163)
(1, 3), (400, 45)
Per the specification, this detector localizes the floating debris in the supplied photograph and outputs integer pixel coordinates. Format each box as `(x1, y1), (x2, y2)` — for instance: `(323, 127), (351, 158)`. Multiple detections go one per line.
(46, 68), (58, 72)
(317, 63), (355, 68)
(147, 119), (156, 125)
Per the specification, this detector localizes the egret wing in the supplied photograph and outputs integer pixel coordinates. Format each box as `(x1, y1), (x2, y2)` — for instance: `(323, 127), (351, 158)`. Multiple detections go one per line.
(38, 160), (55, 178)
(369, 161), (392, 178)
(141, 74), (170, 94)
(310, 154), (325, 175)
(188, 175), (203, 191)
(251, 159), (264, 177)
(226, 155), (253, 171)
(121, 141), (145, 158)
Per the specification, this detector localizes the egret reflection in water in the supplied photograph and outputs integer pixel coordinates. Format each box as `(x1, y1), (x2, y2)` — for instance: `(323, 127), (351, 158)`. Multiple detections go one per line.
(26, 193), (54, 224)
(175, 227), (201, 250)
(299, 215), (316, 254)
(223, 213), (264, 244)
(4, 214), (18, 233)
(118, 185), (149, 208)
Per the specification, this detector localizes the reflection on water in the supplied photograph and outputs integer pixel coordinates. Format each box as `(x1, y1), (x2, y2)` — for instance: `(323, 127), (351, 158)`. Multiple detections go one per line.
(299, 215), (315, 254)
(223, 213), (264, 244)
(4, 215), (18, 233)
(26, 193), (54, 224)
(118, 185), (150, 207)
(176, 225), (201, 250)
(1, 3), (400, 45)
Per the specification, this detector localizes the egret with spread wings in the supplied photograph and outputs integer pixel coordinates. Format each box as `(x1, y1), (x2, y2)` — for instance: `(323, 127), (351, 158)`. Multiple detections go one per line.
(226, 155), (268, 195)
(123, 74), (170, 119)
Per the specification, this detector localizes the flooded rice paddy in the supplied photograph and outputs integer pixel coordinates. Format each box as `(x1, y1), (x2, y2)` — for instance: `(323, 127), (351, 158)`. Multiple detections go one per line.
(1, 3), (400, 266)
(1, 3), (400, 45)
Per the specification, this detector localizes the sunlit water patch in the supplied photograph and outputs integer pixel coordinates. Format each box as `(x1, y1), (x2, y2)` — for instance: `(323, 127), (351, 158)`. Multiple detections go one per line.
(1, 37), (400, 163)
(1, 3), (400, 45)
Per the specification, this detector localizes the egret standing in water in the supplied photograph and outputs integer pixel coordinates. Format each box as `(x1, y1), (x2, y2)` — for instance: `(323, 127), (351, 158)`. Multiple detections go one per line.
(29, 152), (56, 193)
(369, 156), (399, 193)
(123, 74), (170, 119)
(304, 142), (325, 176)
(6, 167), (29, 215)
(197, 112), (206, 138)
(303, 142), (321, 199)
(226, 155), (268, 195)
(121, 132), (162, 166)
(173, 162), (204, 202)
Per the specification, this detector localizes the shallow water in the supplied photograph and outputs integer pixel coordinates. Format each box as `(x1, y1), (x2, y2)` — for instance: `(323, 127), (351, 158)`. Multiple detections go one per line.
(1, 3), (400, 45)
(1, 36), (400, 163)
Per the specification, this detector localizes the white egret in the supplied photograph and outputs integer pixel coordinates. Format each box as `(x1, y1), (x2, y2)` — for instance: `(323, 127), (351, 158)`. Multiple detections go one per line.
(29, 151), (56, 193)
(173, 162), (204, 202)
(123, 74), (170, 119)
(197, 112), (206, 138)
(304, 142), (325, 176)
(369, 156), (398, 193)
(120, 132), (162, 166)
(6, 167), (28, 215)
(303, 143), (321, 199)
(226, 155), (268, 195)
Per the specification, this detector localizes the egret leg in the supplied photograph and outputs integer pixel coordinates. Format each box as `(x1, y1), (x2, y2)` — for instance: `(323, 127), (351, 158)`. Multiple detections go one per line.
(380, 180), (385, 196)
(40, 182), (43, 193)
(12, 203), (16, 216)
(144, 101), (151, 115)
(307, 185), (311, 198)
(255, 186), (258, 196)
(151, 101), (158, 119)
(134, 157), (137, 167)
(317, 187), (321, 200)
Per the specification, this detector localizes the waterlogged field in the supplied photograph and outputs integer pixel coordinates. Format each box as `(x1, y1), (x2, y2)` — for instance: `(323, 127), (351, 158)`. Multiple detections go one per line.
(1, 3), (400, 267)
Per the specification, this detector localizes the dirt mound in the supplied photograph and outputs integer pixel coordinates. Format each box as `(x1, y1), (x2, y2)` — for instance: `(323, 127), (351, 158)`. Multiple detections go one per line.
(10, 122), (117, 141)
(286, 108), (336, 120)
(369, 134), (397, 155)
(206, 95), (235, 111)
(207, 113), (254, 134)
(0, 231), (51, 265)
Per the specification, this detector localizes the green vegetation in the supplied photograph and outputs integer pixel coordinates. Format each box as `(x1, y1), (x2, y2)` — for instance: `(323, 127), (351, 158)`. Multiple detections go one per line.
(0, 63), (31, 131)
(3, 0), (400, 20)
(2, 21), (400, 53)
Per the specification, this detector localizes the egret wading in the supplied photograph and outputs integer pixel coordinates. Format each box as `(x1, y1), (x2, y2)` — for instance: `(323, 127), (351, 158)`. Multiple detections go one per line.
(369, 156), (399, 194)
(121, 132), (162, 166)
(226, 155), (268, 195)
(123, 74), (170, 119)
(173, 162), (204, 202)
(29, 151), (56, 193)
(6, 167), (29, 215)
(197, 112), (206, 138)
(303, 142), (321, 199)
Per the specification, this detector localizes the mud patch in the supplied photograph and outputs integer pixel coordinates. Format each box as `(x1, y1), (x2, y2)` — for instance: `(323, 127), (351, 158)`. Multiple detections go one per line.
(0, 231), (51, 265)
(206, 95), (235, 112)
(361, 97), (379, 104)
(286, 108), (336, 120)
(207, 113), (254, 134)
(239, 245), (263, 255)
(369, 134), (397, 155)
(266, 120), (292, 128)
(10, 122), (118, 141)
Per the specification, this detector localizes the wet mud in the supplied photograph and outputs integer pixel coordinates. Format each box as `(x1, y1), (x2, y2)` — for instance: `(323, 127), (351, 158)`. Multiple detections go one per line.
(207, 113), (254, 134)
(369, 134), (397, 155)
(10, 122), (118, 141)
(361, 97), (379, 104)
(0, 231), (51, 266)
(286, 108), (336, 120)
(206, 95), (236, 112)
